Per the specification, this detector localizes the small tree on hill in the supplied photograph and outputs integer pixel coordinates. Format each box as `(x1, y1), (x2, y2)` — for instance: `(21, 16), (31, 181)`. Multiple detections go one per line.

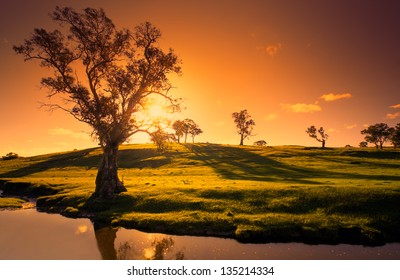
(361, 123), (392, 149)
(150, 127), (175, 154)
(182, 119), (195, 143)
(172, 120), (185, 143)
(254, 140), (267, 146)
(306, 126), (329, 148)
(189, 123), (203, 143)
(232, 109), (256, 145)
(389, 123), (400, 149)
(2, 152), (19, 160)
(359, 141), (368, 148)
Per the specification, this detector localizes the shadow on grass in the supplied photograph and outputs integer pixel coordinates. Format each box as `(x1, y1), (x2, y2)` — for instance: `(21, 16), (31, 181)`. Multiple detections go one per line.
(0, 147), (171, 178)
(185, 144), (400, 184)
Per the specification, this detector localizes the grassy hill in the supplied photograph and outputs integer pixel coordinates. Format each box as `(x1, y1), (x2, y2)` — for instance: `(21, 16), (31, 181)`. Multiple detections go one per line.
(1, 143), (400, 245)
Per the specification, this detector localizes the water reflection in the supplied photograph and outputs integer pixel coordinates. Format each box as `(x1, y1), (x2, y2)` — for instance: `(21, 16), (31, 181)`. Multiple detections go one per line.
(1, 209), (400, 260)
(93, 224), (184, 260)
(93, 224), (118, 260)
(117, 237), (185, 260)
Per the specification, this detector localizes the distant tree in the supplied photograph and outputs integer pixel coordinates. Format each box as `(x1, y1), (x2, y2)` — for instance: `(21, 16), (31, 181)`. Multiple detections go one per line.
(306, 126), (329, 148)
(150, 127), (175, 154)
(2, 152), (19, 160)
(172, 120), (185, 143)
(189, 123), (203, 143)
(254, 140), (267, 146)
(389, 123), (400, 149)
(359, 141), (368, 148)
(232, 109), (256, 145)
(361, 123), (392, 149)
(13, 7), (181, 201)
(181, 119), (195, 143)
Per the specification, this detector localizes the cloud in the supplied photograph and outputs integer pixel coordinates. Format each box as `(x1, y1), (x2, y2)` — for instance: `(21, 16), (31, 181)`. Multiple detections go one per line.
(281, 103), (322, 113)
(345, 124), (357, 130)
(264, 114), (278, 121)
(386, 112), (400, 119)
(265, 43), (282, 57)
(49, 128), (89, 139)
(389, 104), (400, 109)
(320, 93), (352, 102)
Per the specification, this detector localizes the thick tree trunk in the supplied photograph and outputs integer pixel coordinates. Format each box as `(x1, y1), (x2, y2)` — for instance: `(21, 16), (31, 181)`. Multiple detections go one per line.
(239, 134), (244, 145)
(321, 140), (326, 148)
(93, 144), (127, 200)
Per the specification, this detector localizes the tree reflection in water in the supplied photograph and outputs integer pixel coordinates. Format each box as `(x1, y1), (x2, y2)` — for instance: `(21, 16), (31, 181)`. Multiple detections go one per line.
(94, 224), (184, 260)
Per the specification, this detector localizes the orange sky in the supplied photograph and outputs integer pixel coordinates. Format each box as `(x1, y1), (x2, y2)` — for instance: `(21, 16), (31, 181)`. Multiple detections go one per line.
(1, 0), (400, 156)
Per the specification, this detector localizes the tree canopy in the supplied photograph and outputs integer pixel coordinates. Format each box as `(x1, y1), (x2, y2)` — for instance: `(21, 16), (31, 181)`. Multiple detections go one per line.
(306, 126), (329, 148)
(14, 7), (181, 200)
(361, 123), (393, 149)
(232, 109), (255, 145)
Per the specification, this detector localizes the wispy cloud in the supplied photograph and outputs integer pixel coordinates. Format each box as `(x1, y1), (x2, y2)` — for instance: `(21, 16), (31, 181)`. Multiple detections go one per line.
(386, 112), (400, 119)
(265, 43), (282, 57)
(49, 128), (89, 139)
(281, 103), (322, 113)
(345, 124), (357, 130)
(389, 104), (400, 109)
(320, 93), (352, 102)
(264, 113), (278, 121)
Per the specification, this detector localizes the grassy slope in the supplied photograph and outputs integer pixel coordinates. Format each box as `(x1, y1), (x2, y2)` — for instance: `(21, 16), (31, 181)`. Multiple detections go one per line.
(1, 143), (399, 244)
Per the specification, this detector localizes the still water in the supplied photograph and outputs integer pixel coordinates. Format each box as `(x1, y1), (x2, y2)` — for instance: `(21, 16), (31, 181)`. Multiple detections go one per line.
(0, 209), (399, 260)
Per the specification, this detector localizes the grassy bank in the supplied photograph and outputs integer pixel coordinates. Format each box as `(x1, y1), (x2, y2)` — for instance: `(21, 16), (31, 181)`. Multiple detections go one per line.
(1, 143), (400, 245)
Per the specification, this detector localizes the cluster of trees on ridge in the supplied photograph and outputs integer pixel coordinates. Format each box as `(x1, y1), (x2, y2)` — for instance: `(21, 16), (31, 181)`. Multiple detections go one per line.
(304, 123), (400, 149)
(12, 6), (400, 203)
(231, 109), (400, 149)
(149, 118), (203, 153)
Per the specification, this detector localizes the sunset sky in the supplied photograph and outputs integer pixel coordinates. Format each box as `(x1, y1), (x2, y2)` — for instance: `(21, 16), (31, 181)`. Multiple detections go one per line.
(1, 0), (400, 156)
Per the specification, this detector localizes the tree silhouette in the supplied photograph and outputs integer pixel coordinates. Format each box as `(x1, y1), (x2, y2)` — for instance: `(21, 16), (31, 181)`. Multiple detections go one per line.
(172, 120), (185, 143)
(182, 119), (195, 143)
(361, 123), (392, 149)
(150, 126), (175, 154)
(306, 126), (328, 148)
(14, 7), (181, 201)
(189, 123), (203, 143)
(232, 109), (255, 146)
(389, 123), (400, 149)
(254, 140), (267, 146)
(359, 141), (368, 148)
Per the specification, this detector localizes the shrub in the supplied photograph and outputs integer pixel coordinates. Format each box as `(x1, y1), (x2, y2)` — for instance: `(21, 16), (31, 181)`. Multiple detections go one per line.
(2, 152), (19, 160)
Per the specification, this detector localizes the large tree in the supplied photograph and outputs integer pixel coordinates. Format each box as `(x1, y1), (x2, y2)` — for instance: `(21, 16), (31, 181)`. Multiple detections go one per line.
(361, 123), (392, 149)
(232, 109), (256, 145)
(306, 126), (329, 148)
(14, 7), (181, 200)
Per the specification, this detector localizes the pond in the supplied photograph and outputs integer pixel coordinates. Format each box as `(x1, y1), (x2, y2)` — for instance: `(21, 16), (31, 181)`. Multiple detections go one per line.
(0, 209), (399, 260)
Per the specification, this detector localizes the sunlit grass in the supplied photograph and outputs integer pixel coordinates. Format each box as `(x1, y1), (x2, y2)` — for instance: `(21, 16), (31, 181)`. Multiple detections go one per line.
(1, 143), (399, 244)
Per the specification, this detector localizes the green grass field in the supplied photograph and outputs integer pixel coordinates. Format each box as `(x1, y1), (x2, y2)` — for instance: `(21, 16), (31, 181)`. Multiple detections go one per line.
(1, 143), (399, 245)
